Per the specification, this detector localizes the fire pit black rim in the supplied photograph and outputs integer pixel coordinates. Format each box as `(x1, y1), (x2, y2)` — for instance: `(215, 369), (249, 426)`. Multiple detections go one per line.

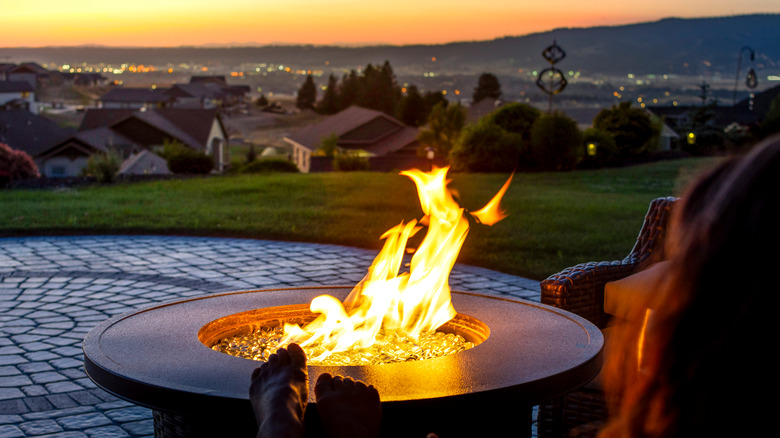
(83, 286), (603, 416)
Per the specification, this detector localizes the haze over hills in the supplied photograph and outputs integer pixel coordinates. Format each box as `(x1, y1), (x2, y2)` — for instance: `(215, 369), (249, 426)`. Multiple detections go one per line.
(2, 14), (778, 78)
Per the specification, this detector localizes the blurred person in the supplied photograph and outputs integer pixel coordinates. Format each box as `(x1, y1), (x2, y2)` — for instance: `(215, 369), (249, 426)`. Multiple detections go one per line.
(599, 134), (780, 437)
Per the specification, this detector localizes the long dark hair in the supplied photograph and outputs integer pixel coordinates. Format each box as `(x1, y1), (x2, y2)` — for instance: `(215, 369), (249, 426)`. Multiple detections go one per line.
(600, 134), (780, 437)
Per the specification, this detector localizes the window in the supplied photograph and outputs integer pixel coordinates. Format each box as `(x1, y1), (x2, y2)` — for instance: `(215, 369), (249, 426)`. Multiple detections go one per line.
(51, 166), (66, 177)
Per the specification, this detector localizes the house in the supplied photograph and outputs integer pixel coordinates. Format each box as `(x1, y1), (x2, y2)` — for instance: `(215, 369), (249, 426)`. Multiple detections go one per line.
(190, 76), (228, 86)
(34, 127), (138, 177)
(0, 109), (75, 172)
(164, 83), (224, 109)
(4, 63), (50, 88)
(33, 108), (229, 177)
(118, 150), (170, 175)
(98, 87), (170, 109)
(284, 106), (422, 172)
(79, 107), (230, 171)
(0, 81), (37, 113)
(467, 98), (503, 124)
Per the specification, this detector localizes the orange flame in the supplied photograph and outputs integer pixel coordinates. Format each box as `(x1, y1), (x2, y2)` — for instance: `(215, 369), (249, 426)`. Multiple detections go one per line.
(281, 167), (511, 363)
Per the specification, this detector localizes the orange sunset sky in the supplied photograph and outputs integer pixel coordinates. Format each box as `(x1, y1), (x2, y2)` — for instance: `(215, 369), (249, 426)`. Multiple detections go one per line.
(3, 0), (780, 47)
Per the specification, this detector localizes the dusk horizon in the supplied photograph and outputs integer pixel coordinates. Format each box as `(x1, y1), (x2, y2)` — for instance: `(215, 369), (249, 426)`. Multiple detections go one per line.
(4, 0), (780, 48)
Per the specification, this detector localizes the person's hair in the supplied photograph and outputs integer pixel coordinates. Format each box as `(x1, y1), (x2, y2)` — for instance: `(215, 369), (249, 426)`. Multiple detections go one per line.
(599, 134), (780, 438)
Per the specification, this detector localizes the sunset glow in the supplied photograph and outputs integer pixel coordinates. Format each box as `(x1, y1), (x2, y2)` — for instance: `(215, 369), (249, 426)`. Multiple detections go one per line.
(3, 1), (780, 47)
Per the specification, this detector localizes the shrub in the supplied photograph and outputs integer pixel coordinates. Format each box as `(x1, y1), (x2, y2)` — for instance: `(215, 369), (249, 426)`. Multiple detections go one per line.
(0, 143), (40, 186)
(333, 150), (369, 171)
(160, 140), (213, 174)
(579, 128), (617, 168)
(239, 159), (299, 174)
(450, 119), (525, 172)
(530, 112), (582, 171)
(81, 149), (122, 183)
(485, 103), (541, 141)
(593, 102), (660, 156)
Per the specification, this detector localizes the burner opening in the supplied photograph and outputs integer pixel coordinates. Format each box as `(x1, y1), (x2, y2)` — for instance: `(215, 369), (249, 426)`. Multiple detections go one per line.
(198, 304), (490, 365)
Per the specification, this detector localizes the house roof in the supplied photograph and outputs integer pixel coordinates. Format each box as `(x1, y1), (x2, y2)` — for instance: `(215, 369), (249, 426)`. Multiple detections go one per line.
(467, 98), (503, 123)
(287, 106), (413, 154)
(78, 107), (225, 150)
(190, 75), (227, 86)
(166, 83), (225, 100)
(99, 87), (169, 104)
(0, 81), (35, 93)
(0, 109), (75, 157)
(119, 150), (170, 175)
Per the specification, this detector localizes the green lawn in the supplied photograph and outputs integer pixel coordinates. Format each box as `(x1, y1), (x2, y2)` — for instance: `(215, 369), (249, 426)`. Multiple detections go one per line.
(1, 158), (719, 280)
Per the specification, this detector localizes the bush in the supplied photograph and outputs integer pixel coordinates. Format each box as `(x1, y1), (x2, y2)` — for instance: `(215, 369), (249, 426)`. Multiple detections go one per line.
(81, 149), (122, 183)
(530, 113), (582, 171)
(450, 119), (525, 172)
(0, 143), (40, 186)
(239, 159), (299, 174)
(160, 140), (213, 174)
(333, 151), (369, 171)
(167, 152), (213, 174)
(485, 103), (541, 141)
(593, 102), (660, 156)
(579, 128), (617, 168)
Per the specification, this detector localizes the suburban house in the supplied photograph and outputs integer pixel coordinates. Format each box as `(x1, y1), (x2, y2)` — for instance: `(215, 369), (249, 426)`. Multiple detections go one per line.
(0, 81), (37, 114)
(164, 83), (224, 109)
(0, 110), (75, 169)
(467, 98), (503, 124)
(1, 63), (50, 88)
(98, 87), (169, 109)
(284, 105), (423, 172)
(30, 107), (229, 177)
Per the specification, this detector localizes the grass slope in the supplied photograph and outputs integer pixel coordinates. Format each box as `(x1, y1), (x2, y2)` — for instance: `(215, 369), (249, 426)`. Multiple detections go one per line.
(1, 158), (718, 280)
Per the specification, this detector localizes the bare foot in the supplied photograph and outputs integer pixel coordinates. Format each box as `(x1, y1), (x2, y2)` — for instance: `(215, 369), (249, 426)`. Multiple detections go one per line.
(314, 373), (382, 438)
(249, 343), (308, 438)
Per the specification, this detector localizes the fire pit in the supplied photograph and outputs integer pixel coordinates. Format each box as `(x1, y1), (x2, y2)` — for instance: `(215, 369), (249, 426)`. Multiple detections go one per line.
(84, 168), (602, 436)
(83, 286), (602, 438)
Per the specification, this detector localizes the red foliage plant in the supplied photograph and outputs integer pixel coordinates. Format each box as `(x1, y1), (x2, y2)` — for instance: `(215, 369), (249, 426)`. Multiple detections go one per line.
(0, 142), (40, 182)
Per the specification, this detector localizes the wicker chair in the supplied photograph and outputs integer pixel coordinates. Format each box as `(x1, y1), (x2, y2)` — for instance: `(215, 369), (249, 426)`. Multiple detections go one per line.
(536, 196), (677, 438)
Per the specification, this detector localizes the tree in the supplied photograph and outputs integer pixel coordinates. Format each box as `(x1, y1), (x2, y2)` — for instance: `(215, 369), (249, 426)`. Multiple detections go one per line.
(530, 112), (582, 171)
(472, 73), (502, 104)
(316, 74), (340, 115)
(399, 85), (426, 127)
(359, 61), (399, 116)
(418, 102), (467, 159)
(450, 118), (523, 172)
(296, 75), (317, 110)
(256, 94), (268, 107)
(579, 128), (617, 168)
(338, 70), (363, 111)
(593, 102), (660, 156)
(485, 103), (541, 142)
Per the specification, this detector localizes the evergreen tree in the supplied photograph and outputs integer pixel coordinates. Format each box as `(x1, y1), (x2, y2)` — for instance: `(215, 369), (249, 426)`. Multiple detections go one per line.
(296, 75), (317, 110)
(317, 74), (340, 114)
(399, 85), (426, 127)
(472, 73), (502, 103)
(338, 70), (362, 111)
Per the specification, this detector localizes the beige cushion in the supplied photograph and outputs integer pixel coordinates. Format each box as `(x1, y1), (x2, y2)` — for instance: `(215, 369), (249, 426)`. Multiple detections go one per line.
(604, 261), (670, 319)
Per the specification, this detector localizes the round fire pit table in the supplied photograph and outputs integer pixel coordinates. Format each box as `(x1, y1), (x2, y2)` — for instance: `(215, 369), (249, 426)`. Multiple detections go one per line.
(83, 287), (603, 438)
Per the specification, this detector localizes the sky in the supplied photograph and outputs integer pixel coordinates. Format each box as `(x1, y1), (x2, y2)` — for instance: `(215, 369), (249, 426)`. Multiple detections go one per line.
(2, 0), (780, 47)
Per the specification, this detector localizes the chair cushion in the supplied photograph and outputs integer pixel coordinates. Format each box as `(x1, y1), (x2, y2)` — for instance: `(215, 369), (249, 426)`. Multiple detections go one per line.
(604, 260), (669, 319)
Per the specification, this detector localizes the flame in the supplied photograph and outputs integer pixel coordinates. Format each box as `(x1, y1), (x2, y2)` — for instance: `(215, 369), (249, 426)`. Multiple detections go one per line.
(281, 166), (511, 363)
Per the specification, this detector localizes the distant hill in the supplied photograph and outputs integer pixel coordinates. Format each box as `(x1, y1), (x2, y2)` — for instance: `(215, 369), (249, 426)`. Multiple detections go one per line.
(2, 14), (778, 77)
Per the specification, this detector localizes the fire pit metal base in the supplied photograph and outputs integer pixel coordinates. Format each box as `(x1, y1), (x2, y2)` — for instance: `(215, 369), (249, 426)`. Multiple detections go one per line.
(83, 287), (602, 438)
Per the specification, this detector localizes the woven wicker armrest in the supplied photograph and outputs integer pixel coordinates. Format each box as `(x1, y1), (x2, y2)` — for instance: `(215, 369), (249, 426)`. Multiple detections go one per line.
(541, 260), (638, 328)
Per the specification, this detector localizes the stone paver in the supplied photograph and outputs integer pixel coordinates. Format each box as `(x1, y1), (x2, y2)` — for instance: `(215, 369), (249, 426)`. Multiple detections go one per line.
(0, 235), (541, 437)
